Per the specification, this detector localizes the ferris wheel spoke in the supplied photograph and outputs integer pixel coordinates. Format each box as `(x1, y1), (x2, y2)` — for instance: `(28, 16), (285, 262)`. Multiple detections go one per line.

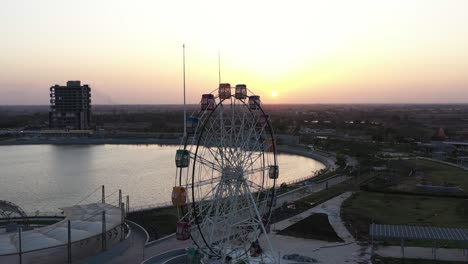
(238, 127), (268, 169)
(192, 152), (222, 173)
(243, 167), (267, 178)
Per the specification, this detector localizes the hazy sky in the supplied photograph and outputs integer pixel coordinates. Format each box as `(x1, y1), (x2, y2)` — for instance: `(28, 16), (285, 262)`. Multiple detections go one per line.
(1, 0), (468, 104)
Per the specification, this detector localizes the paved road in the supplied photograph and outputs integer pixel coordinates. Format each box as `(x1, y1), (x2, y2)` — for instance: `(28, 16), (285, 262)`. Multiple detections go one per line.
(77, 222), (147, 264)
(274, 175), (349, 208)
(143, 237), (191, 263)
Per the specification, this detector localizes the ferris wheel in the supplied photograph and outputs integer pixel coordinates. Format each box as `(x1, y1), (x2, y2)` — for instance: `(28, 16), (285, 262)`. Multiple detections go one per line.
(172, 83), (279, 263)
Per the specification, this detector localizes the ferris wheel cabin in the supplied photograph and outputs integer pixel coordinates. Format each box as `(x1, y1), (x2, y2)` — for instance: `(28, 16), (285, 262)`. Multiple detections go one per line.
(176, 221), (191, 240)
(172, 186), (187, 206)
(249, 95), (261, 110)
(269, 165), (279, 179)
(175, 149), (190, 168)
(201, 94), (215, 111)
(218, 83), (232, 99)
(235, 84), (247, 99)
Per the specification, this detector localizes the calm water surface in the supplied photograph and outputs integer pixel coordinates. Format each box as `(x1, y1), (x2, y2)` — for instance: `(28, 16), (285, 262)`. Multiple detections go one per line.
(0, 145), (324, 212)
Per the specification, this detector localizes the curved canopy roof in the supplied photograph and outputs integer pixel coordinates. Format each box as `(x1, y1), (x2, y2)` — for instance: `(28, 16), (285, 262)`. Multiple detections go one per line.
(0, 200), (27, 218)
(0, 203), (122, 255)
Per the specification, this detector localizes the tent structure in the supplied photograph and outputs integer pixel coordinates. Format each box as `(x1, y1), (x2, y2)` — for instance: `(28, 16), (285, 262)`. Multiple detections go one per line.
(0, 203), (122, 255)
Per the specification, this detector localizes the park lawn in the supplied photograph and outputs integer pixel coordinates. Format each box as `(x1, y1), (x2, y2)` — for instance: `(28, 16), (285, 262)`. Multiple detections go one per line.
(342, 191), (468, 242)
(386, 159), (468, 192)
(127, 206), (179, 241)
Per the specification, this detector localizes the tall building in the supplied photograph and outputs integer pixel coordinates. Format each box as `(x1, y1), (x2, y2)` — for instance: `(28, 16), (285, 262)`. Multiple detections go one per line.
(49, 80), (92, 130)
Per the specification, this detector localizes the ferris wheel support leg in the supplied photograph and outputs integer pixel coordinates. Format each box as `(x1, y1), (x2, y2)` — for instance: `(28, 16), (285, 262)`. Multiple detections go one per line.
(245, 184), (277, 263)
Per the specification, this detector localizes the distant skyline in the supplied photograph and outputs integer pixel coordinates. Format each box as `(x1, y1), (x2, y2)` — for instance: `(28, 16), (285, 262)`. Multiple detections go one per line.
(1, 0), (468, 105)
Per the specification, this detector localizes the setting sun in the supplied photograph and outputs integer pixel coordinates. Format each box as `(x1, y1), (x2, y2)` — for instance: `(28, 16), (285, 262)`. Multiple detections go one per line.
(271, 91), (278, 97)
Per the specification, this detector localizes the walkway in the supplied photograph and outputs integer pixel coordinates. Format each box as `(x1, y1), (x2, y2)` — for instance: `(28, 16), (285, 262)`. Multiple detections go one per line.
(264, 192), (372, 264)
(274, 174), (348, 209)
(77, 222), (147, 264)
(143, 237), (191, 263)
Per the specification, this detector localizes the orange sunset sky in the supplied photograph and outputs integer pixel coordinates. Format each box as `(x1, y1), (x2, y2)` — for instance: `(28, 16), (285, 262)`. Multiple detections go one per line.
(1, 0), (468, 104)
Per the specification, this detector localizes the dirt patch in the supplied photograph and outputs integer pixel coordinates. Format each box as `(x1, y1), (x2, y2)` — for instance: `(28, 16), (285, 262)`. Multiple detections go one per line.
(277, 213), (344, 242)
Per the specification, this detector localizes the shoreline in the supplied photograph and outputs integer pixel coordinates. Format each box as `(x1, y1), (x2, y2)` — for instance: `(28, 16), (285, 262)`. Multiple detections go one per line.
(0, 137), (181, 145)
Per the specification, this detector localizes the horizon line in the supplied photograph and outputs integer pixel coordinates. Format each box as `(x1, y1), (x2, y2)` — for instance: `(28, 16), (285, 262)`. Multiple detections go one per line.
(3, 102), (468, 106)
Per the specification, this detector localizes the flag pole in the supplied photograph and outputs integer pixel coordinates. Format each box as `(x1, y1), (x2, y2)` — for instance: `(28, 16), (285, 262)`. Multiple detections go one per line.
(183, 44), (187, 138)
(218, 49), (221, 85)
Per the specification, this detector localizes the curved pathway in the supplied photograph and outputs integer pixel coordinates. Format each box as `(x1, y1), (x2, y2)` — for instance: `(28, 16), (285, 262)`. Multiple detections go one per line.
(263, 192), (372, 264)
(77, 222), (146, 264)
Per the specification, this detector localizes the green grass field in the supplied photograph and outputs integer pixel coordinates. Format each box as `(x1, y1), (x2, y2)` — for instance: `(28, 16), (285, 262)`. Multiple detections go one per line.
(342, 191), (468, 242)
(381, 159), (468, 193)
(127, 206), (179, 240)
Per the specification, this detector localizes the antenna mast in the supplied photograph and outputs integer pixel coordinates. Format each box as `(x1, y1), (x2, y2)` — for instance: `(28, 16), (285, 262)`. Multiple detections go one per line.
(218, 50), (221, 85)
(183, 44), (187, 138)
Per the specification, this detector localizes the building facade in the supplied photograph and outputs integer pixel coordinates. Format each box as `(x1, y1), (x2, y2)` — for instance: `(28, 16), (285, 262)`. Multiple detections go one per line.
(49, 81), (92, 130)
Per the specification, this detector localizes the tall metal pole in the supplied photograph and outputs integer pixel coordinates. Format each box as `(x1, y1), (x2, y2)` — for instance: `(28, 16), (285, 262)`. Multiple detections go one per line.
(102, 185), (105, 204)
(18, 227), (22, 264)
(118, 189), (122, 209)
(102, 211), (107, 251)
(218, 49), (221, 85)
(126, 195), (129, 216)
(121, 202), (125, 241)
(183, 44), (187, 138)
(68, 220), (72, 263)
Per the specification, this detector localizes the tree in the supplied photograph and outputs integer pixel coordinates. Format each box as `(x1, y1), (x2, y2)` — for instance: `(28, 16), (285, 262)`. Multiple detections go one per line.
(335, 152), (347, 168)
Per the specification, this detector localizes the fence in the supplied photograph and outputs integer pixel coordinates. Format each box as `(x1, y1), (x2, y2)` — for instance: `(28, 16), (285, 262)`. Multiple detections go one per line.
(0, 215), (127, 264)
(0, 185), (131, 264)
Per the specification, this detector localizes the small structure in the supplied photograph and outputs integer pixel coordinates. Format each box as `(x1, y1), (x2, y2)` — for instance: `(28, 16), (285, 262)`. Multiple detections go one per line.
(370, 223), (468, 260)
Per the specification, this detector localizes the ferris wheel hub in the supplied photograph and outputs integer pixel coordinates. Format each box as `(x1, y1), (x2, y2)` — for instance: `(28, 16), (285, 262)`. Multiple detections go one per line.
(222, 166), (243, 181)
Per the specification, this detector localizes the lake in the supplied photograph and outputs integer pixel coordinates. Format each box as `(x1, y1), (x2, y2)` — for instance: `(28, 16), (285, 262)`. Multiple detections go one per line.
(0, 144), (325, 212)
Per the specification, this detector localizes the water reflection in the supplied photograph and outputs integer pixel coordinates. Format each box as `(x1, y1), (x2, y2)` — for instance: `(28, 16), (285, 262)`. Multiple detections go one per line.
(0, 145), (324, 212)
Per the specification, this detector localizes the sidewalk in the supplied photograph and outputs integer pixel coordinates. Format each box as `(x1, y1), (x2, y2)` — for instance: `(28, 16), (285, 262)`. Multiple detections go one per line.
(274, 175), (349, 209)
(76, 222), (147, 264)
(263, 192), (372, 264)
